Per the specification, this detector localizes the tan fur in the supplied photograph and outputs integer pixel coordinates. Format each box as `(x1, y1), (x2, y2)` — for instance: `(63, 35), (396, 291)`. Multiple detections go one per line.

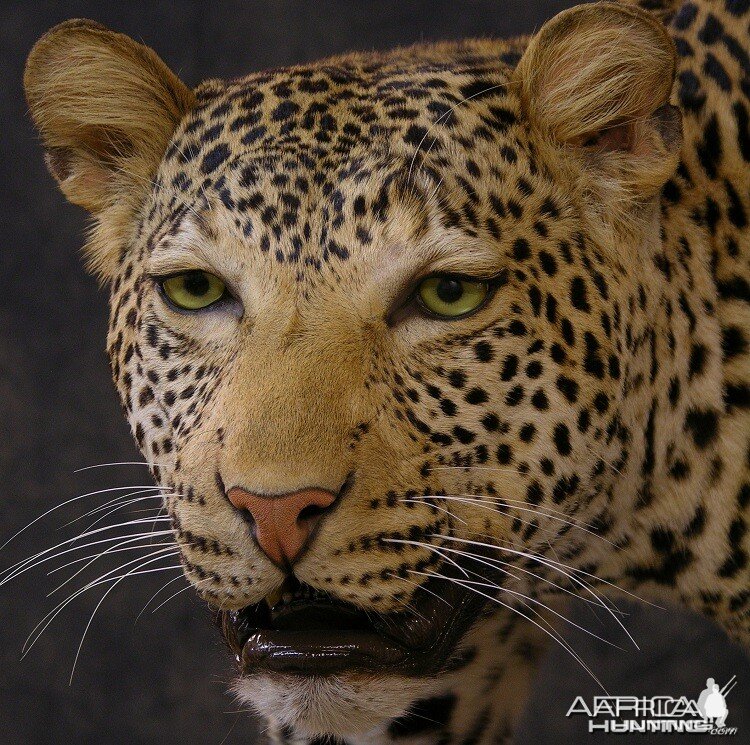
(24, 2), (750, 742)
(24, 19), (195, 277)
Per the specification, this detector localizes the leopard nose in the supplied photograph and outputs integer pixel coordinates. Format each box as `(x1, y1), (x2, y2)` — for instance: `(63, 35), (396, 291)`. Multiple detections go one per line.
(226, 486), (338, 567)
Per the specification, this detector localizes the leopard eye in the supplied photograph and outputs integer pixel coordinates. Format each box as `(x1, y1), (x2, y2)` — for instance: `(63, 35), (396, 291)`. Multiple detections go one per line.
(417, 276), (490, 318)
(160, 271), (226, 310)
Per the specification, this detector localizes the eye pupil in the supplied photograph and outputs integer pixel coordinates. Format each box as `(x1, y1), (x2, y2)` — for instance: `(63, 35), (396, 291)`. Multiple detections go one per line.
(183, 271), (210, 296)
(436, 279), (464, 304)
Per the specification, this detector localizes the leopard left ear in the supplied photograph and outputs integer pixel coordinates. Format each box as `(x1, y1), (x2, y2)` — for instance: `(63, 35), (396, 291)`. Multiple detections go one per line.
(514, 2), (681, 199)
(25, 19), (196, 279)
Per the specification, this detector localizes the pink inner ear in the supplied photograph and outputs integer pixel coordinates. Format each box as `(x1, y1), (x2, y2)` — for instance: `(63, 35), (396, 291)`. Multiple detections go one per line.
(579, 122), (634, 153)
(594, 123), (634, 152)
(44, 148), (72, 182)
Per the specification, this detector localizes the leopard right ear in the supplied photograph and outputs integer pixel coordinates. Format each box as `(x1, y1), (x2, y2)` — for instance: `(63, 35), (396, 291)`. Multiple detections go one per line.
(514, 2), (680, 201)
(25, 20), (195, 275)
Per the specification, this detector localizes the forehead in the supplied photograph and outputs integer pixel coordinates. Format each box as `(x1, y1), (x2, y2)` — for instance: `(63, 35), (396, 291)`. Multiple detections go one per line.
(153, 44), (524, 190)
(144, 45), (542, 275)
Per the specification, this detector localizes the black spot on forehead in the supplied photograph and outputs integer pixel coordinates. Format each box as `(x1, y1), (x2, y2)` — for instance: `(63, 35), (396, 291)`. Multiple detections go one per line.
(156, 55), (519, 203)
(143, 48), (548, 285)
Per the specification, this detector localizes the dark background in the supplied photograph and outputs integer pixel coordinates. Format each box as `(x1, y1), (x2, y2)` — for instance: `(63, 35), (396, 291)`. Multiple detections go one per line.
(1, 2), (748, 743)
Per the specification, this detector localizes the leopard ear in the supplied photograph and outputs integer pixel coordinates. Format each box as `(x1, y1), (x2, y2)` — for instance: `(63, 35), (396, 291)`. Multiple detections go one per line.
(514, 2), (681, 198)
(25, 20), (195, 273)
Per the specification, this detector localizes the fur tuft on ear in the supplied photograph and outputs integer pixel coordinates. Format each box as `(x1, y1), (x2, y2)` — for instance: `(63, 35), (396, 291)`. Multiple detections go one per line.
(25, 20), (195, 277)
(515, 2), (681, 199)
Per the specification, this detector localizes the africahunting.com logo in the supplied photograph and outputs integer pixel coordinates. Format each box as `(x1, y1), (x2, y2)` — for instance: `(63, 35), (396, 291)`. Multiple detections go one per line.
(567, 676), (738, 735)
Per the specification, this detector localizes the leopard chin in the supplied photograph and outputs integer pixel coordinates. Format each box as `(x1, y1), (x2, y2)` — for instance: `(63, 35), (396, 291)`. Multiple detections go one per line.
(232, 673), (437, 740)
(220, 570), (492, 738)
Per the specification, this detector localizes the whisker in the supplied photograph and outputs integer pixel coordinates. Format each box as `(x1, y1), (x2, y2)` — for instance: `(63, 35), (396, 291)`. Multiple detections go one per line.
(410, 530), (626, 625)
(0, 485), (172, 551)
(582, 442), (623, 476)
(445, 533), (659, 610)
(384, 538), (617, 614)
(48, 539), (177, 577)
(144, 573), (226, 618)
(421, 484), (603, 530)
(400, 499), (467, 525)
(68, 552), (182, 684)
(429, 464), (526, 474)
(424, 495), (616, 546)
(47, 531), (177, 596)
(408, 568), (608, 694)
(435, 535), (643, 647)
(136, 573), (187, 620)
(73, 496), (168, 537)
(385, 573), (454, 609)
(383, 591), (430, 624)
(59, 490), (167, 529)
(406, 83), (507, 185)
(73, 462), (163, 472)
(149, 580), (198, 615)
(433, 567), (626, 650)
(403, 496), (541, 534)
(112, 158), (206, 226)
(0, 521), (173, 587)
(149, 502), (168, 537)
(469, 529), (624, 611)
(22, 548), (180, 658)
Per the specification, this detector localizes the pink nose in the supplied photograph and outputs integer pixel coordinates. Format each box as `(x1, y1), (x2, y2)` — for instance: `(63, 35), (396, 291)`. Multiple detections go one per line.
(227, 486), (337, 567)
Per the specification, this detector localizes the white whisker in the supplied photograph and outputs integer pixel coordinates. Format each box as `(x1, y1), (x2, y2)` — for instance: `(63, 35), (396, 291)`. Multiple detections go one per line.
(136, 573), (187, 620)
(22, 548), (180, 658)
(149, 580), (196, 615)
(69, 552), (182, 684)
(74, 462), (162, 472)
(0, 485), (172, 551)
(423, 488), (603, 530)
(384, 538), (617, 614)
(48, 540), (177, 577)
(385, 573), (454, 608)
(435, 535), (642, 648)
(406, 83), (507, 185)
(435, 567), (626, 650)
(59, 489), (167, 529)
(0, 522), (173, 587)
(47, 531), (177, 596)
(400, 498), (467, 525)
(582, 442), (623, 476)
(409, 568), (609, 693)
(445, 533), (659, 610)
(73, 498), (168, 537)
(425, 495), (616, 547)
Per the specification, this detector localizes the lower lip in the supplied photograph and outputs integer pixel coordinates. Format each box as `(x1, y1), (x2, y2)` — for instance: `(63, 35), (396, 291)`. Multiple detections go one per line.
(242, 628), (408, 675)
(229, 556), (495, 677)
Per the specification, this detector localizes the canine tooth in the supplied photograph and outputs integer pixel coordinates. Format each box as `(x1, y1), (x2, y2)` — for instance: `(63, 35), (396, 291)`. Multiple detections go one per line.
(265, 587), (283, 608)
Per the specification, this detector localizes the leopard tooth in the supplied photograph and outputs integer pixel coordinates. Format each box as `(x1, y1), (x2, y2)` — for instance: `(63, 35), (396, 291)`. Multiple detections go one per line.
(265, 586), (283, 609)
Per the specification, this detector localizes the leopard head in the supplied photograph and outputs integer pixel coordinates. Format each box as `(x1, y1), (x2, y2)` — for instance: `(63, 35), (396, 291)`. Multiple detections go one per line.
(25, 4), (680, 739)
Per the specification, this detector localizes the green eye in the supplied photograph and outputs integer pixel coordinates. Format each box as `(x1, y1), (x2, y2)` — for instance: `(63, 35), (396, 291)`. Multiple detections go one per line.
(161, 271), (226, 310)
(417, 276), (490, 318)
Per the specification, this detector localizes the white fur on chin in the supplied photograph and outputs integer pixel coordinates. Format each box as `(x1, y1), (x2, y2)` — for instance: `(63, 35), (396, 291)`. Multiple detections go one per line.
(232, 672), (440, 740)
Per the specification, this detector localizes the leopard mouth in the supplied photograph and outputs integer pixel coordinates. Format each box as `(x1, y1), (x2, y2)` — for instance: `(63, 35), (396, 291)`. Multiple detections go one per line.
(217, 566), (487, 676)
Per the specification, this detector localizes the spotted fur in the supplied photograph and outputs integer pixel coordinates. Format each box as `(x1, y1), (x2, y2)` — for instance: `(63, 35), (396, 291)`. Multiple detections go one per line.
(24, 1), (750, 743)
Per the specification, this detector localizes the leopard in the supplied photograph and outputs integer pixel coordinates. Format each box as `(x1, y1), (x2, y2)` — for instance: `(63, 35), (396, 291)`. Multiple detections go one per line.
(23, 1), (750, 742)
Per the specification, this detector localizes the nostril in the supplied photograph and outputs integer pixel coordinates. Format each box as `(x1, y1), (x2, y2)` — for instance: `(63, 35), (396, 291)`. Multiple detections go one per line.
(235, 505), (255, 526)
(297, 503), (327, 523)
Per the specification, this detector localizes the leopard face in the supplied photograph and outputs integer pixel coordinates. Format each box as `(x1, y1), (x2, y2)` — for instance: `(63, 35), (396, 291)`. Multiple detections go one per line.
(25, 4), (695, 740)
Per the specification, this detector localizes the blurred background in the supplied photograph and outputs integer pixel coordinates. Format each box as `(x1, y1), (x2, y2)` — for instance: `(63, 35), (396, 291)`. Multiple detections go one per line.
(1, 1), (748, 743)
